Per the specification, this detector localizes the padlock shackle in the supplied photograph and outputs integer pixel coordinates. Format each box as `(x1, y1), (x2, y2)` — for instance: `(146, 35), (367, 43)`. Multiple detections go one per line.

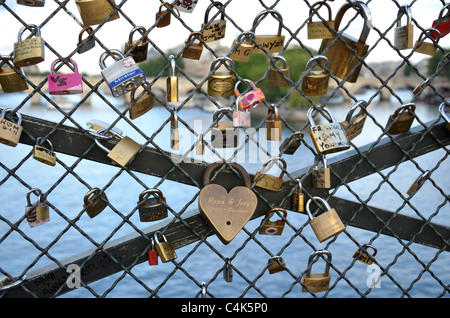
(138, 188), (165, 204)
(130, 81), (152, 101)
(396, 4), (412, 27)
(236, 30), (256, 42)
(186, 32), (204, 43)
(333, 1), (372, 43)
(251, 9), (283, 36)
(83, 188), (105, 205)
(306, 196), (332, 220)
(213, 106), (233, 122)
(168, 55), (176, 77)
(1, 108), (22, 125)
(392, 103), (416, 117)
(234, 79), (256, 96)
(265, 207), (287, 220)
(305, 55), (329, 72)
(438, 3), (450, 19)
(309, 1), (333, 22)
(210, 56), (235, 73)
(50, 58), (79, 75)
(17, 24), (40, 42)
(78, 26), (94, 44)
(267, 104), (280, 121)
(345, 100), (367, 123)
(439, 103), (450, 124)
(26, 188), (42, 206)
(204, 1), (225, 24)
(153, 230), (168, 245)
(170, 107), (178, 129)
(417, 27), (441, 44)
(307, 106), (336, 126)
(94, 127), (123, 154)
(258, 156), (287, 179)
(35, 137), (54, 152)
(270, 55), (288, 68)
(99, 49), (126, 69)
(202, 161), (252, 189)
(296, 177), (303, 193)
(305, 249), (332, 277)
(359, 244), (378, 257)
(159, 1), (180, 15)
(128, 26), (147, 44)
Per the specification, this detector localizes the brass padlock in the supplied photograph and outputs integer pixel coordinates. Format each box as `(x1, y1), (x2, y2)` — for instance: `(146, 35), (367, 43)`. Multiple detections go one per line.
(83, 188), (108, 218)
(166, 55), (178, 102)
(25, 188), (50, 227)
(414, 28), (441, 56)
(0, 108), (23, 147)
(268, 256), (286, 274)
(385, 103), (416, 135)
(208, 56), (236, 97)
(308, 106), (350, 155)
(302, 250), (332, 293)
(352, 244), (377, 265)
(266, 104), (282, 141)
(170, 108), (179, 151)
(211, 107), (238, 148)
(340, 100), (368, 140)
(153, 231), (177, 263)
(77, 27), (95, 54)
(406, 170), (430, 196)
(259, 208), (287, 235)
(230, 31), (255, 62)
(75, 0), (120, 26)
(311, 155), (331, 189)
(306, 197), (345, 242)
(268, 55), (290, 87)
(394, 4), (414, 50)
(251, 9), (285, 54)
(33, 137), (56, 167)
(279, 132), (304, 155)
(439, 102), (450, 131)
(292, 178), (305, 213)
(13, 24), (45, 68)
(155, 2), (180, 28)
(94, 128), (141, 167)
(182, 32), (204, 60)
(253, 157), (286, 192)
(318, 1), (371, 83)
(302, 55), (330, 96)
(124, 26), (148, 63)
(129, 81), (154, 120)
(138, 189), (168, 222)
(307, 1), (335, 39)
(0, 56), (28, 93)
(195, 133), (205, 156)
(202, 1), (227, 42)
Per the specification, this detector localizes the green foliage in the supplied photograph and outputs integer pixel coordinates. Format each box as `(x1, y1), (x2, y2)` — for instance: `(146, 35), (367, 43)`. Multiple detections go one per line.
(428, 48), (450, 79)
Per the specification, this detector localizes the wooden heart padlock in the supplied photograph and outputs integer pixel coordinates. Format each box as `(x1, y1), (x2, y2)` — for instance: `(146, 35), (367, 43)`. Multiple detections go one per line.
(198, 162), (258, 245)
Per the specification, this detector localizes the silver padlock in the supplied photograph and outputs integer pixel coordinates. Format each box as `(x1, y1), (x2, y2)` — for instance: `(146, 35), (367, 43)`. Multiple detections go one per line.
(233, 94), (251, 128)
(99, 49), (146, 97)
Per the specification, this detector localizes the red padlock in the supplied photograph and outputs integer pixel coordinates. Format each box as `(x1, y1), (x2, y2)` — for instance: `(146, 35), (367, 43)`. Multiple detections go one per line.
(48, 59), (83, 95)
(234, 79), (265, 110)
(148, 238), (159, 266)
(431, 3), (449, 39)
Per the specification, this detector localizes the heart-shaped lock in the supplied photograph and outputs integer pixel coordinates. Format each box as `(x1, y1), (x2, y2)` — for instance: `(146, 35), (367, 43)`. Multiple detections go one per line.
(198, 162), (258, 245)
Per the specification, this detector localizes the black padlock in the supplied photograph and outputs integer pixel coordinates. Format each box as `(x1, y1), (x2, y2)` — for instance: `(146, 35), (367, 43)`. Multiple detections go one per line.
(138, 189), (168, 222)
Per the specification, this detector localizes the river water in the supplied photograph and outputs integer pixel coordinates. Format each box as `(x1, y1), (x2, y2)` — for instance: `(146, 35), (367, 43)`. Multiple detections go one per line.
(0, 90), (448, 298)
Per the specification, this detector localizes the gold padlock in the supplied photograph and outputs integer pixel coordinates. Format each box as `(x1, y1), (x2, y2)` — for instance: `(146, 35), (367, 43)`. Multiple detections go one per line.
(268, 256), (286, 274)
(208, 56), (236, 97)
(268, 55), (290, 87)
(195, 134), (205, 156)
(307, 1), (335, 39)
(0, 108), (23, 147)
(251, 9), (285, 54)
(266, 104), (282, 141)
(439, 102), (450, 131)
(318, 2), (371, 83)
(259, 208), (287, 236)
(13, 24), (45, 68)
(75, 0), (120, 26)
(153, 231), (177, 263)
(306, 197), (345, 242)
(155, 2), (180, 28)
(0, 57), (28, 93)
(302, 250), (332, 293)
(230, 31), (255, 62)
(414, 28), (440, 56)
(253, 157), (286, 192)
(352, 244), (377, 265)
(129, 81), (154, 120)
(279, 132), (304, 155)
(26, 188), (50, 226)
(202, 1), (227, 42)
(32, 137), (56, 167)
(406, 170), (430, 196)
(385, 103), (416, 135)
(340, 100), (368, 140)
(394, 4), (414, 50)
(94, 128), (141, 167)
(292, 178), (305, 213)
(182, 32), (204, 60)
(302, 55), (330, 96)
(171, 107), (179, 151)
(124, 26), (148, 63)
(83, 188), (108, 218)
(311, 155), (331, 189)
(166, 55), (178, 102)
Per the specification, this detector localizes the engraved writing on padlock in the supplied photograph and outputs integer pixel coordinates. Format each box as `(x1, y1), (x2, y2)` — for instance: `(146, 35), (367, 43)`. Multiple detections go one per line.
(0, 108), (23, 147)
(234, 79), (265, 110)
(233, 95), (251, 128)
(33, 137), (56, 166)
(25, 188), (50, 228)
(414, 28), (440, 56)
(259, 208), (287, 235)
(202, 1), (227, 42)
(0, 56), (28, 93)
(174, 0), (199, 13)
(75, 0), (120, 26)
(266, 104), (282, 141)
(153, 231), (177, 262)
(279, 132), (304, 155)
(307, 1), (335, 39)
(306, 197), (345, 242)
(182, 32), (204, 60)
(94, 128), (141, 167)
(268, 256), (286, 274)
(208, 56), (236, 97)
(129, 81), (154, 120)
(211, 107), (238, 148)
(439, 102), (450, 131)
(13, 24), (45, 68)
(268, 55), (290, 87)
(352, 244), (377, 265)
(251, 9), (285, 54)
(394, 4), (414, 50)
(124, 26), (148, 63)
(166, 55), (178, 102)
(340, 100), (368, 140)
(138, 189), (168, 222)
(253, 157), (286, 192)
(302, 55), (330, 96)
(230, 31), (255, 62)
(48, 59), (83, 95)
(302, 250), (332, 293)
(385, 103), (416, 135)
(292, 178), (305, 213)
(311, 155), (331, 189)
(83, 187), (108, 218)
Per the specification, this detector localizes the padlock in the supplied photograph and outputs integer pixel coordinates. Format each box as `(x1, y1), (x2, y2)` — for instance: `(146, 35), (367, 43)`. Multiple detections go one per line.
(439, 102), (450, 131)
(182, 32), (204, 60)
(306, 197), (345, 242)
(0, 56), (28, 93)
(292, 178), (304, 213)
(340, 100), (367, 140)
(86, 119), (123, 136)
(414, 28), (440, 56)
(202, 1), (227, 43)
(155, 2), (180, 28)
(25, 188), (50, 228)
(128, 81), (154, 120)
(311, 155), (331, 189)
(385, 103), (416, 135)
(208, 56), (236, 97)
(174, 0), (199, 13)
(307, 1), (335, 39)
(99, 49), (146, 97)
(0, 108), (23, 147)
(266, 104), (282, 141)
(148, 237), (159, 266)
(318, 1), (372, 83)
(83, 187), (108, 218)
(259, 208), (287, 236)
(138, 189), (168, 222)
(230, 31), (255, 62)
(77, 27), (96, 54)
(75, 0), (120, 26)
(13, 24), (45, 68)
(94, 128), (141, 167)
(352, 244), (377, 265)
(251, 9), (285, 54)
(302, 55), (330, 96)
(268, 55), (290, 87)
(171, 108), (179, 150)
(234, 79), (265, 110)
(279, 132), (304, 155)
(253, 157), (286, 192)
(431, 3), (450, 40)
(48, 58), (83, 95)
(406, 170), (430, 196)
(124, 26), (148, 63)
(17, 0), (45, 6)
(308, 106), (350, 155)
(153, 231), (177, 262)
(166, 55), (178, 102)
(268, 256), (286, 274)
(301, 250), (332, 293)
(32, 137), (56, 167)
(394, 4), (414, 50)
(233, 95), (251, 128)
(195, 133), (205, 156)
(223, 258), (233, 282)
(211, 107), (238, 148)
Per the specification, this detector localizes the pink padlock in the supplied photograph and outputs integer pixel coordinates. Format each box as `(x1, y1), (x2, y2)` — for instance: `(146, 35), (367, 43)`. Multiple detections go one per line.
(48, 58), (83, 95)
(234, 79), (265, 110)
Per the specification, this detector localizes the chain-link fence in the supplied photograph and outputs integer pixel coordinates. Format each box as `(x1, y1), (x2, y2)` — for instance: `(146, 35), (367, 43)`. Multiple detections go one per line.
(0, 0), (449, 299)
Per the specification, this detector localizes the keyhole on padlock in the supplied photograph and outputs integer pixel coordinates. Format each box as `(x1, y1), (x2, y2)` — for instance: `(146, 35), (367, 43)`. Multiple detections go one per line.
(126, 83), (134, 91)
(227, 221), (231, 225)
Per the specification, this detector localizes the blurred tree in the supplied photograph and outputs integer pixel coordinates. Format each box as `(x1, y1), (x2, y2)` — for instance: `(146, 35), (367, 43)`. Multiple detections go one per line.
(427, 48), (449, 79)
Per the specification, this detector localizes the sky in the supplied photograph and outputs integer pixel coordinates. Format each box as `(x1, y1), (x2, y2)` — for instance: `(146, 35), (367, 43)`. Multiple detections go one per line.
(0, 0), (448, 76)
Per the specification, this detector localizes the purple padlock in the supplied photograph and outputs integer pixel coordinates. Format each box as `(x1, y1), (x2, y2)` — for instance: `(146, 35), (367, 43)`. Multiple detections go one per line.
(48, 58), (83, 95)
